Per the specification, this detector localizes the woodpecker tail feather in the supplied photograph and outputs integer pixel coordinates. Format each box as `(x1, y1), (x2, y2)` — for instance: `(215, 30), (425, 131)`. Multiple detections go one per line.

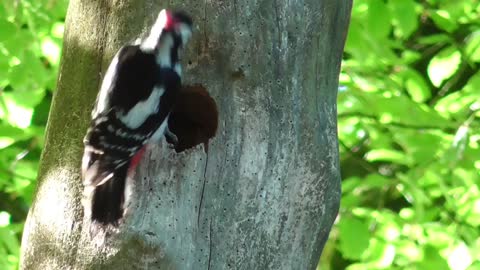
(82, 150), (130, 226)
(90, 163), (128, 225)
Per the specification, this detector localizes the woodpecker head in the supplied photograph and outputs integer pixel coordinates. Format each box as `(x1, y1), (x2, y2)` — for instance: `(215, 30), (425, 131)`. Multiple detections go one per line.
(140, 9), (193, 69)
(168, 11), (193, 47)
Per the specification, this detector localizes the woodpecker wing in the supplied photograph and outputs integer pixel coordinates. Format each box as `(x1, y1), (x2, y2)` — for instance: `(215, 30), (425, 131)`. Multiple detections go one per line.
(83, 45), (180, 187)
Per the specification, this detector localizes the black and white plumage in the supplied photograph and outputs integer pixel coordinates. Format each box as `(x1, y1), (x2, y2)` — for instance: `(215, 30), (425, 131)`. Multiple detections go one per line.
(81, 9), (193, 226)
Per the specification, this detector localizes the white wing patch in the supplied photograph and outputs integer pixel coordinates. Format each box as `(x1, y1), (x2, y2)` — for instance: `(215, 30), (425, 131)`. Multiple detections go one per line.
(93, 51), (121, 117)
(140, 10), (168, 52)
(118, 86), (165, 129)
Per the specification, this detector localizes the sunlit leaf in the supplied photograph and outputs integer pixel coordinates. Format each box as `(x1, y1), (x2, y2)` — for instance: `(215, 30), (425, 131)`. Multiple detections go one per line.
(365, 149), (411, 165)
(0, 212), (11, 227)
(458, 198), (480, 227)
(2, 93), (34, 128)
(427, 47), (461, 87)
(375, 220), (400, 242)
(430, 9), (458, 33)
(361, 238), (395, 268)
(51, 22), (65, 39)
(396, 239), (423, 265)
(402, 69), (431, 103)
(425, 225), (455, 248)
(445, 242), (472, 270)
(435, 72), (480, 118)
(465, 31), (480, 62)
(41, 37), (61, 66)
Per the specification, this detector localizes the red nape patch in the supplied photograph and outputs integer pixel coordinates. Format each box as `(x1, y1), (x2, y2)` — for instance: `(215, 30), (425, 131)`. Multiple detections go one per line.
(162, 10), (175, 30)
(129, 146), (146, 171)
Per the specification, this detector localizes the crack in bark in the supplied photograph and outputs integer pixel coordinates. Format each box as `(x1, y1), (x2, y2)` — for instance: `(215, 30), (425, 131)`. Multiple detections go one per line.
(203, 0), (208, 48)
(273, 0), (282, 50)
(314, 33), (321, 125)
(207, 219), (213, 270)
(197, 148), (209, 227)
(233, 0), (238, 24)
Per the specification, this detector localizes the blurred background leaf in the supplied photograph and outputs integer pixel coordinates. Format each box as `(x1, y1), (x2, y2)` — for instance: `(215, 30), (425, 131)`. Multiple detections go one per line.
(0, 0), (66, 269)
(320, 0), (480, 269)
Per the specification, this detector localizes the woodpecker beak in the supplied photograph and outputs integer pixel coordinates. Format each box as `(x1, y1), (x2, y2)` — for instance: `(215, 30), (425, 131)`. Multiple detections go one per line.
(176, 23), (192, 47)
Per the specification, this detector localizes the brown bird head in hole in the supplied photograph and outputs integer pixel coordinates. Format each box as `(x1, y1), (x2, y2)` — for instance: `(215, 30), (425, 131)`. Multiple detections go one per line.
(167, 84), (218, 152)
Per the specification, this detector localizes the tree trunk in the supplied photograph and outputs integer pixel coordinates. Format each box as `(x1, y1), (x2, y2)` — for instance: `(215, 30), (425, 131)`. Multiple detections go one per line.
(20, 0), (352, 269)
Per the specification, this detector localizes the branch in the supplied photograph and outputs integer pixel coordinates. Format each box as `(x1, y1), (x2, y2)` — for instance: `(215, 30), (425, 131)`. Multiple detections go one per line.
(338, 139), (377, 174)
(338, 112), (453, 131)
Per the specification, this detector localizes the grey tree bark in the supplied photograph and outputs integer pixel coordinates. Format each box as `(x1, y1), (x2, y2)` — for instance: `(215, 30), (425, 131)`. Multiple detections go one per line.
(20, 0), (352, 269)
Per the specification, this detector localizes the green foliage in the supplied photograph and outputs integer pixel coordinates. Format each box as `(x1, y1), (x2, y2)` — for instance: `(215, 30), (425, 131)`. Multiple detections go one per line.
(0, 0), (67, 269)
(320, 0), (480, 269)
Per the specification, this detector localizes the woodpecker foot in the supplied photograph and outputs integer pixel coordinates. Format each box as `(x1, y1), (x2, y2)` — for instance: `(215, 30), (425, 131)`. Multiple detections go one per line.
(165, 127), (179, 149)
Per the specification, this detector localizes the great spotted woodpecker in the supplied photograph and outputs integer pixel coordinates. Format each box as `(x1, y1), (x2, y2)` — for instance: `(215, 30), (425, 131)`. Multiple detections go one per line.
(81, 10), (193, 226)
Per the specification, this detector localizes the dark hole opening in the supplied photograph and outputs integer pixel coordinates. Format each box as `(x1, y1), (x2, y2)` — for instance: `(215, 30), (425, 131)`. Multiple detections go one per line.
(167, 84), (219, 153)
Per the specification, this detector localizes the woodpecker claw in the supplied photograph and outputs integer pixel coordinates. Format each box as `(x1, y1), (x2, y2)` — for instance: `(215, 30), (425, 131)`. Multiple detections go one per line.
(165, 127), (179, 148)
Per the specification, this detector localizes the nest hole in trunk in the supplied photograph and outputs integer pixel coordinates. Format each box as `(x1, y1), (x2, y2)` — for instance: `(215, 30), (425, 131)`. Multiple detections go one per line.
(166, 84), (218, 153)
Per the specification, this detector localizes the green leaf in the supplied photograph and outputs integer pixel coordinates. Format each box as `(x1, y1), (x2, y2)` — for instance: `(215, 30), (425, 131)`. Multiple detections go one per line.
(427, 47), (461, 87)
(467, 262), (480, 270)
(362, 239), (395, 268)
(396, 239), (423, 265)
(435, 72), (480, 117)
(389, 0), (419, 39)
(375, 220), (400, 242)
(394, 130), (448, 165)
(424, 225), (455, 248)
(443, 125), (469, 167)
(0, 19), (16, 41)
(417, 34), (451, 45)
(457, 196), (480, 227)
(402, 69), (431, 103)
(366, 0), (391, 39)
(416, 245), (450, 270)
(465, 31), (480, 62)
(346, 90), (452, 128)
(338, 217), (371, 260)
(365, 149), (411, 165)
(0, 124), (27, 149)
(430, 9), (458, 33)
(0, 227), (20, 255)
